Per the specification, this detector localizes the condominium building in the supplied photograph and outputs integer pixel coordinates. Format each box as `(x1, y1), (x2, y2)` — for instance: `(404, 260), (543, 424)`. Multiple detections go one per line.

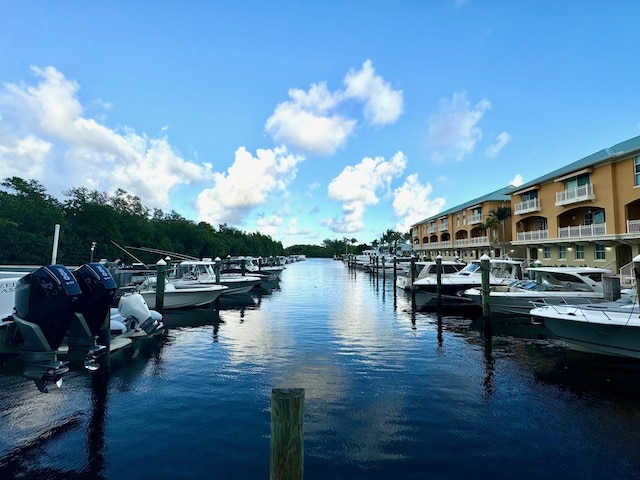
(411, 135), (640, 276)
(410, 186), (519, 262)
(511, 135), (640, 274)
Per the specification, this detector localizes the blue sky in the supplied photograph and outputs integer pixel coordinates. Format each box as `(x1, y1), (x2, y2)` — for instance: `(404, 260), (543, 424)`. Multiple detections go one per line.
(1, 1), (639, 248)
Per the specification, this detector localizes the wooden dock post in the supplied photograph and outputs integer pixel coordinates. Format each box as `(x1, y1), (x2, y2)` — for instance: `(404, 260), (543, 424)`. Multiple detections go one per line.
(603, 276), (621, 301)
(436, 255), (442, 312)
(270, 388), (304, 480)
(155, 258), (166, 314)
(381, 256), (386, 283)
(480, 254), (491, 319)
(393, 257), (398, 286)
(634, 254), (640, 300)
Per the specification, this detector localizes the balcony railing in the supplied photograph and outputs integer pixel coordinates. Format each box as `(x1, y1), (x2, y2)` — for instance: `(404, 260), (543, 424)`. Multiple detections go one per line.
(627, 219), (640, 233)
(439, 222), (449, 231)
(470, 236), (488, 245)
(455, 239), (468, 246)
(468, 213), (482, 224)
(516, 229), (548, 241)
(427, 226), (436, 234)
(514, 198), (541, 215)
(555, 183), (595, 206)
(439, 241), (452, 247)
(558, 223), (606, 238)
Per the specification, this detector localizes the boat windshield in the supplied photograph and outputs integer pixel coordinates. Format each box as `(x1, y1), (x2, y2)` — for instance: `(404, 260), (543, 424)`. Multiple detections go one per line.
(457, 263), (480, 276)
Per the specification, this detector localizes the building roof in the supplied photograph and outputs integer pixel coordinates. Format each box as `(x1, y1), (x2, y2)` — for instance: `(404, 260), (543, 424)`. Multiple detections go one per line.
(513, 134), (640, 194)
(411, 185), (516, 227)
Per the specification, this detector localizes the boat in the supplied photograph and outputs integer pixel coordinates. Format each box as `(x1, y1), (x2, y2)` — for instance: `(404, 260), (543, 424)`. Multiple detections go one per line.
(529, 296), (640, 358)
(173, 259), (262, 295)
(220, 256), (279, 282)
(463, 266), (629, 317)
(2, 265), (83, 391)
(411, 258), (524, 312)
(110, 292), (164, 338)
(354, 245), (395, 270)
(395, 260), (466, 290)
(137, 277), (228, 309)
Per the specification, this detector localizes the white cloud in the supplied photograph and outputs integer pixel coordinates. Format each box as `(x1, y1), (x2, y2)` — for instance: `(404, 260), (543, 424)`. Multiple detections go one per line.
(392, 174), (446, 233)
(265, 60), (403, 156)
(343, 60), (403, 126)
(196, 146), (301, 226)
(485, 131), (511, 157)
(324, 151), (407, 233)
(509, 174), (523, 187)
(426, 92), (491, 162)
(256, 214), (283, 236)
(0, 66), (213, 208)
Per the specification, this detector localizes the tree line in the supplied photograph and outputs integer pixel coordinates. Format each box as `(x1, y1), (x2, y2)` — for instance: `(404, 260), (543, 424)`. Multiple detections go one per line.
(0, 177), (287, 266)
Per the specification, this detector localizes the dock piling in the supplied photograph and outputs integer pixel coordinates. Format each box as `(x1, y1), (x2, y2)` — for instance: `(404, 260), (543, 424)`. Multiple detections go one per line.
(270, 388), (305, 480)
(155, 258), (166, 313)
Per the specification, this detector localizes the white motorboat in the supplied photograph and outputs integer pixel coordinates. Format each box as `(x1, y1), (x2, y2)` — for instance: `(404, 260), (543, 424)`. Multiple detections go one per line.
(354, 246), (395, 270)
(137, 277), (227, 309)
(411, 258), (524, 312)
(173, 260), (261, 295)
(529, 296), (640, 358)
(395, 260), (466, 290)
(463, 266), (628, 317)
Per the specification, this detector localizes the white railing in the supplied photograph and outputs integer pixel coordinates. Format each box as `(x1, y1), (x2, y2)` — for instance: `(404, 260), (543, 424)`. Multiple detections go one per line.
(627, 219), (640, 233)
(555, 183), (595, 206)
(455, 239), (468, 246)
(468, 213), (482, 224)
(619, 262), (637, 288)
(516, 229), (548, 241)
(514, 198), (541, 215)
(439, 241), (452, 247)
(558, 223), (606, 238)
(427, 226), (436, 234)
(470, 236), (488, 245)
(439, 222), (448, 231)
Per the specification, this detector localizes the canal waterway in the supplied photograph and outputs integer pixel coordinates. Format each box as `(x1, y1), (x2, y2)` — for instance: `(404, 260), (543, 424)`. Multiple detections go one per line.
(2, 258), (640, 479)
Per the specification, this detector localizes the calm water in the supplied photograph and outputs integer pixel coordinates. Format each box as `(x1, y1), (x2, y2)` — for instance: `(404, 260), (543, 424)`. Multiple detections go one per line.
(2, 258), (640, 479)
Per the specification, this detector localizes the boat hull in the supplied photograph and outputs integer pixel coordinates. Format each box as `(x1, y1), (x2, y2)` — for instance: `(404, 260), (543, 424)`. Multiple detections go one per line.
(140, 286), (226, 309)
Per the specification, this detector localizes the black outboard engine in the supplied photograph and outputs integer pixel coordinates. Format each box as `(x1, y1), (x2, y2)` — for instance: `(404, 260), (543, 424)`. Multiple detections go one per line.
(67, 263), (118, 367)
(13, 265), (83, 392)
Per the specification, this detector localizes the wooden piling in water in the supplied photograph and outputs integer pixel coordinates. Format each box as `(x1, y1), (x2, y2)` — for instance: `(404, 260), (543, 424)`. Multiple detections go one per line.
(270, 388), (304, 480)
(603, 276), (621, 301)
(480, 254), (491, 319)
(436, 255), (442, 312)
(155, 258), (166, 314)
(97, 309), (110, 372)
(634, 254), (640, 301)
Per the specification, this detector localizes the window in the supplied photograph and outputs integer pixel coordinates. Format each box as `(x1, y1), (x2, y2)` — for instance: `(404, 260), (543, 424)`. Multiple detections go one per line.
(584, 210), (605, 225)
(635, 156), (640, 186)
(595, 243), (606, 260)
(543, 246), (551, 259)
(521, 190), (538, 201)
(575, 244), (585, 260)
(558, 245), (567, 260)
(536, 218), (548, 230)
(566, 173), (591, 191)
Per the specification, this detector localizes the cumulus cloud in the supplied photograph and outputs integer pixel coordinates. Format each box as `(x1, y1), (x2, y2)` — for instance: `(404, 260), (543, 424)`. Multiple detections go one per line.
(0, 66), (213, 208)
(342, 60), (403, 126)
(265, 60), (403, 156)
(324, 151), (407, 233)
(392, 174), (446, 233)
(256, 214), (284, 237)
(509, 174), (523, 187)
(426, 92), (491, 162)
(485, 131), (511, 157)
(196, 146), (301, 226)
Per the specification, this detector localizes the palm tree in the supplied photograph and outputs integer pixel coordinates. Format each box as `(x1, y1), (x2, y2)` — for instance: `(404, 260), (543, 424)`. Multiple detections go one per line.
(488, 206), (512, 257)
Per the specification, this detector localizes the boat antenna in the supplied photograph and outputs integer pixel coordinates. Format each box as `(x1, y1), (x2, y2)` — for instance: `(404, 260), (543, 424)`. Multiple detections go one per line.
(124, 245), (198, 261)
(110, 241), (148, 267)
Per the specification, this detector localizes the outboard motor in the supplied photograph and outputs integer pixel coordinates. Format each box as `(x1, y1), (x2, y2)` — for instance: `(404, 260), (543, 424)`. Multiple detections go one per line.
(118, 293), (164, 335)
(13, 265), (82, 392)
(67, 263), (117, 367)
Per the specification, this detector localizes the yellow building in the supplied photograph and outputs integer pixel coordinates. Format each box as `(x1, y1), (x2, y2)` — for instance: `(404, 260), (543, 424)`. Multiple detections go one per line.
(511, 135), (640, 277)
(410, 186), (518, 262)
(411, 135), (640, 278)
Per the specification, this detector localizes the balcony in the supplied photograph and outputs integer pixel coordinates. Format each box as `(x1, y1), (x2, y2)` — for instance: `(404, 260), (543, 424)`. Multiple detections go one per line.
(628, 219), (640, 233)
(439, 222), (449, 232)
(455, 239), (469, 246)
(555, 184), (595, 206)
(468, 213), (482, 224)
(427, 226), (436, 234)
(439, 241), (452, 248)
(558, 223), (606, 238)
(514, 198), (541, 215)
(470, 236), (488, 245)
(516, 230), (549, 241)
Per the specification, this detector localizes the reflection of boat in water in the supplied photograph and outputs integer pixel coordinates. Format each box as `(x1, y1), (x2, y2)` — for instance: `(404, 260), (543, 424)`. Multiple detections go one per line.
(161, 307), (222, 329)
(217, 293), (256, 311)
